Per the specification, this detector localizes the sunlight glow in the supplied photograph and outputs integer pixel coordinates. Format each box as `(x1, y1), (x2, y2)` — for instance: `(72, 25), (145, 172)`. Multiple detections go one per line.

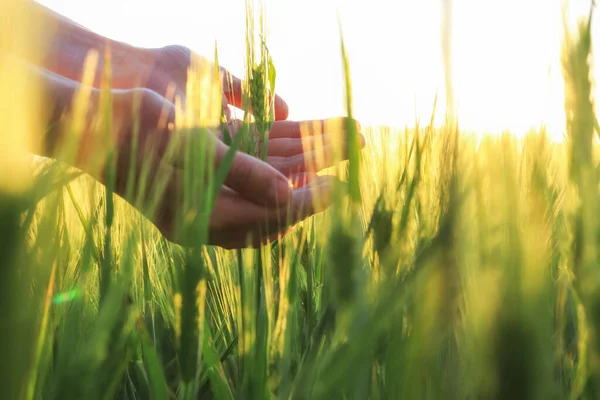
(37, 0), (600, 140)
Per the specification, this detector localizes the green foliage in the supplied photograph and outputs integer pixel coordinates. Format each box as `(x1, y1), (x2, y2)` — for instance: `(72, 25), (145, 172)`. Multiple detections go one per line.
(6, 3), (600, 400)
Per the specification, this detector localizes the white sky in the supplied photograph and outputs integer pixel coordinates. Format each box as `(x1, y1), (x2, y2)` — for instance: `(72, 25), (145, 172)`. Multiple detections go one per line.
(37, 0), (600, 138)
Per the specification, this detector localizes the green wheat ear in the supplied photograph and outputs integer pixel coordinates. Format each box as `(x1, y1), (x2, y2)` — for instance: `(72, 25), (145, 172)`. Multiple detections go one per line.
(243, 0), (274, 161)
(338, 14), (361, 205)
(249, 63), (266, 158)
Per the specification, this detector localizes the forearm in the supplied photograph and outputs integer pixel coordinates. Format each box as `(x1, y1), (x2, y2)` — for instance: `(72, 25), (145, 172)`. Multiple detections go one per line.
(2, 51), (123, 176)
(21, 2), (156, 89)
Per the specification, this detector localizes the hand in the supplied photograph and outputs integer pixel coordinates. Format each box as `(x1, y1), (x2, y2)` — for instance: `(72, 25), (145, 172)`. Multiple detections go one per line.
(41, 68), (333, 248)
(220, 118), (366, 187)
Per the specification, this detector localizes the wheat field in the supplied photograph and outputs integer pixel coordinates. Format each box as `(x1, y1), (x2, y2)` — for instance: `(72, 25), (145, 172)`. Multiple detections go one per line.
(4, 1), (600, 399)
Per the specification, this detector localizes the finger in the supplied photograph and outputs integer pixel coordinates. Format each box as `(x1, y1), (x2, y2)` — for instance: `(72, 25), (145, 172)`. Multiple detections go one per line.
(267, 146), (339, 176)
(209, 176), (335, 242)
(267, 136), (325, 157)
(217, 139), (293, 207)
(221, 119), (366, 157)
(220, 67), (289, 120)
(268, 117), (362, 139)
(267, 134), (366, 157)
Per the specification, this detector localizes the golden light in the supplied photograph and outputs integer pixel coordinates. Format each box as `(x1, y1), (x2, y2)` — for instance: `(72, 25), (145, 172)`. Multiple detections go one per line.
(37, 0), (600, 141)
(0, 0), (46, 193)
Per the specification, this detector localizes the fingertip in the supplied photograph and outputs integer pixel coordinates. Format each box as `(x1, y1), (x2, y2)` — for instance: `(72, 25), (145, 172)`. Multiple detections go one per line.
(263, 168), (295, 207)
(289, 172), (320, 188)
(274, 95), (289, 120)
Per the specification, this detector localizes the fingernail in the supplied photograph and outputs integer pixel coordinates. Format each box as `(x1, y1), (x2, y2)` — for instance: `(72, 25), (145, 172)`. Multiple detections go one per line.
(270, 175), (293, 205)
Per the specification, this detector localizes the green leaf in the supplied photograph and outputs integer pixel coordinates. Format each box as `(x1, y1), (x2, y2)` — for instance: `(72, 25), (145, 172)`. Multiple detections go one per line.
(338, 16), (361, 205)
(139, 325), (169, 400)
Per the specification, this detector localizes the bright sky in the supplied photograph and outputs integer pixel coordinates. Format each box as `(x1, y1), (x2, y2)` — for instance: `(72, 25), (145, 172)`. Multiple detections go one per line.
(37, 0), (600, 138)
